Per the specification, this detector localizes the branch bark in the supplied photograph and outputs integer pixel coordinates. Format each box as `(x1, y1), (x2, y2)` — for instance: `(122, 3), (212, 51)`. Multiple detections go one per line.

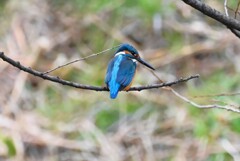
(0, 52), (199, 92)
(182, 0), (240, 32)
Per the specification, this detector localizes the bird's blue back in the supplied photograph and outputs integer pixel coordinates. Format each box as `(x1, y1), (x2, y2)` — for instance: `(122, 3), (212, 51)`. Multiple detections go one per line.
(105, 54), (136, 99)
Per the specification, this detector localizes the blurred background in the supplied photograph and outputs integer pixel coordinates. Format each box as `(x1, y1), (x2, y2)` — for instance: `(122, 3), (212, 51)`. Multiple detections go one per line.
(0, 0), (240, 161)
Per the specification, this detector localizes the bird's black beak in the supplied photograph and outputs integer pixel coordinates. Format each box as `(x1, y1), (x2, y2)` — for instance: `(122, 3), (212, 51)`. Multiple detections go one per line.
(136, 57), (155, 70)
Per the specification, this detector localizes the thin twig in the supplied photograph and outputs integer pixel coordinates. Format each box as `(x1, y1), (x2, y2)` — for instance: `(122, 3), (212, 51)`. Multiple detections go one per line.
(148, 66), (240, 114)
(212, 99), (239, 109)
(220, 139), (240, 161)
(226, 6), (240, 16)
(224, 0), (240, 38)
(235, 0), (240, 18)
(193, 92), (240, 98)
(43, 45), (121, 74)
(0, 52), (199, 92)
(170, 89), (240, 113)
(224, 0), (229, 17)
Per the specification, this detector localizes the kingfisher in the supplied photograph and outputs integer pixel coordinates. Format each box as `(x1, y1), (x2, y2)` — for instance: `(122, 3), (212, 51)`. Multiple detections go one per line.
(105, 43), (155, 99)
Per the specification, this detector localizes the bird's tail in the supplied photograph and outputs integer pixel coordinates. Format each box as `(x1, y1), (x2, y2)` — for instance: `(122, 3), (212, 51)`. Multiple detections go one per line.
(109, 84), (120, 99)
(110, 91), (118, 99)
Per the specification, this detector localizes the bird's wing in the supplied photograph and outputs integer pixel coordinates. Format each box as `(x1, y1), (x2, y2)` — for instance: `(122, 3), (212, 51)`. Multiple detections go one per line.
(105, 58), (115, 84)
(117, 58), (136, 88)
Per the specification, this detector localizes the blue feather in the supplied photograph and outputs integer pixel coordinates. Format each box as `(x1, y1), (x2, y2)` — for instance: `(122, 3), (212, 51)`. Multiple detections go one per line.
(105, 52), (137, 99)
(105, 59), (114, 84)
(106, 55), (123, 99)
(117, 57), (136, 89)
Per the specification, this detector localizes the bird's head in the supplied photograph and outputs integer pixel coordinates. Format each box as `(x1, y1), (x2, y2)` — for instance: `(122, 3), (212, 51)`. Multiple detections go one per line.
(115, 43), (155, 70)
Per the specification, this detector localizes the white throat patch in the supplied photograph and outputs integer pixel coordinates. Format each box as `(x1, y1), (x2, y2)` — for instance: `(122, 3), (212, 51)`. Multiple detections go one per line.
(114, 51), (125, 57)
(114, 51), (137, 63)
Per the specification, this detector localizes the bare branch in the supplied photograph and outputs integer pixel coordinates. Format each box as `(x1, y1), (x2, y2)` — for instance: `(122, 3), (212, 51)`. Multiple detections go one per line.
(170, 88), (240, 114)
(127, 75), (199, 91)
(0, 52), (199, 92)
(182, 0), (240, 37)
(148, 64), (240, 114)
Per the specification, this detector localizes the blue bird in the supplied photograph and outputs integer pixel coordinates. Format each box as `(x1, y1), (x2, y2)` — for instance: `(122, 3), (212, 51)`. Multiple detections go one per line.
(105, 43), (155, 99)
